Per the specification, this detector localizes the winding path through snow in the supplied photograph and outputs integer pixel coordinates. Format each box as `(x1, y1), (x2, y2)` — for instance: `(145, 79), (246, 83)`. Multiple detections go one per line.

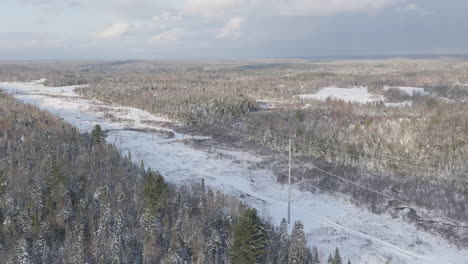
(1, 81), (467, 264)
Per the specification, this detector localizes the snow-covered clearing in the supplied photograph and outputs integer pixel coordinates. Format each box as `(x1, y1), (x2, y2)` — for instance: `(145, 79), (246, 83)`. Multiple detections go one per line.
(384, 86), (429, 96)
(1, 81), (467, 264)
(295, 87), (384, 104)
(384, 101), (413, 107)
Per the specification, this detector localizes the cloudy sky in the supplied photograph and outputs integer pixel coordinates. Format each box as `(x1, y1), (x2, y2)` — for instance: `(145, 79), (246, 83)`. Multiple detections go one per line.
(1, 0), (467, 60)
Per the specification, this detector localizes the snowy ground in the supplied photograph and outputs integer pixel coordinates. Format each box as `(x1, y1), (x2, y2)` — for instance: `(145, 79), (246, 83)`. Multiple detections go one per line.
(384, 101), (413, 107)
(294, 86), (427, 107)
(1, 81), (467, 264)
(295, 87), (384, 104)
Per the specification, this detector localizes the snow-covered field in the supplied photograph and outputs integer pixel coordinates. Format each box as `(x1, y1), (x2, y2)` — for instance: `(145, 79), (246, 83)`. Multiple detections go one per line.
(294, 86), (430, 106)
(295, 87), (384, 103)
(1, 81), (467, 264)
(384, 101), (413, 107)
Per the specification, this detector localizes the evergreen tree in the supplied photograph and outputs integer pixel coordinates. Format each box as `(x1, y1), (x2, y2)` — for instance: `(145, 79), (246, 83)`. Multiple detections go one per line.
(347, 259), (352, 264)
(90, 124), (106, 145)
(143, 171), (168, 216)
(289, 221), (309, 264)
(311, 247), (320, 264)
(229, 208), (267, 264)
(328, 254), (334, 264)
(140, 160), (146, 176)
(278, 218), (290, 264)
(334, 248), (342, 264)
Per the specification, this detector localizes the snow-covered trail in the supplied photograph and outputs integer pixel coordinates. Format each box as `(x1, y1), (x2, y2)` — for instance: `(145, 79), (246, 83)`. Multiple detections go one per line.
(1, 81), (467, 264)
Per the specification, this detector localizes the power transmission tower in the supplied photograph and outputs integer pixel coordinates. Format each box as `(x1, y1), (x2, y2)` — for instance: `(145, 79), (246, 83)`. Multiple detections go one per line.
(288, 138), (292, 224)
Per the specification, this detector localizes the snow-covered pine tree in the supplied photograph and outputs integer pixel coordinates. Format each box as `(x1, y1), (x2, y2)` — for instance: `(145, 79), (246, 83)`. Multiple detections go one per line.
(311, 246), (320, 264)
(278, 218), (290, 264)
(289, 221), (309, 264)
(334, 248), (343, 264)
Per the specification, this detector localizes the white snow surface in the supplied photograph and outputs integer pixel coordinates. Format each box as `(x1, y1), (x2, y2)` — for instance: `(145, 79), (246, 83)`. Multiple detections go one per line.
(295, 87), (384, 104)
(453, 82), (468, 87)
(384, 86), (429, 96)
(384, 101), (413, 107)
(1, 81), (468, 264)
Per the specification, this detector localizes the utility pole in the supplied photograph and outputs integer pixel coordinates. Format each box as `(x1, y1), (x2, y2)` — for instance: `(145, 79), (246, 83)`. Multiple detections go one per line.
(288, 138), (292, 224)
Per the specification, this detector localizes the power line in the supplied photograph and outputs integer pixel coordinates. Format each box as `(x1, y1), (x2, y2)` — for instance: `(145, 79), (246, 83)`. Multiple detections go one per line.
(20, 90), (464, 185)
(157, 122), (468, 226)
(16, 87), (467, 260)
(25, 89), (468, 226)
(114, 109), (468, 227)
(81, 98), (468, 199)
(271, 163), (468, 227)
(133, 133), (434, 263)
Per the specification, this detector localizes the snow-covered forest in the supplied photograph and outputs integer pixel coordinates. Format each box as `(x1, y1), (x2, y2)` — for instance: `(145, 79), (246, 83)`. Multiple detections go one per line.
(0, 91), (354, 263)
(1, 59), (468, 263)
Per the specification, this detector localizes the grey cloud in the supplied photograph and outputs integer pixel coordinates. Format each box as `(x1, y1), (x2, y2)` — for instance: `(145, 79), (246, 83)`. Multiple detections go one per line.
(1, 0), (467, 59)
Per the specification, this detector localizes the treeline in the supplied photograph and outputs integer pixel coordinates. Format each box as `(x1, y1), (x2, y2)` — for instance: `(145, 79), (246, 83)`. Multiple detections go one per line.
(0, 92), (350, 263)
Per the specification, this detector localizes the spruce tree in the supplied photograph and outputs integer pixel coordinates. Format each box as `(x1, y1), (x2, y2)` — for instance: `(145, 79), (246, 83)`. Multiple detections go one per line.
(143, 171), (168, 216)
(229, 208), (267, 264)
(90, 124), (106, 145)
(289, 221), (309, 264)
(311, 246), (320, 264)
(334, 248), (342, 264)
(278, 218), (290, 264)
(328, 254), (334, 264)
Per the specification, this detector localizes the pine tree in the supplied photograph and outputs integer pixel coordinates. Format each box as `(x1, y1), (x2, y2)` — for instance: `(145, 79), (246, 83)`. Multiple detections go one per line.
(347, 259), (352, 264)
(327, 254), (334, 264)
(278, 218), (289, 264)
(90, 124), (106, 145)
(334, 248), (342, 264)
(229, 208), (267, 264)
(289, 221), (309, 264)
(311, 246), (320, 264)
